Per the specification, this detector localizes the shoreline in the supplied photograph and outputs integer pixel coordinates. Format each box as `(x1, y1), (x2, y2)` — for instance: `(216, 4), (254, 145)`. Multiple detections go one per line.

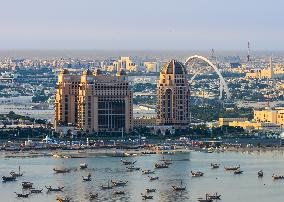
(1, 145), (284, 159)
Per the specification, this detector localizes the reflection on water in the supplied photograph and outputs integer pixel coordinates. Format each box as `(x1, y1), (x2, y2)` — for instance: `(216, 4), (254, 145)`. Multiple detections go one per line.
(1, 151), (284, 201)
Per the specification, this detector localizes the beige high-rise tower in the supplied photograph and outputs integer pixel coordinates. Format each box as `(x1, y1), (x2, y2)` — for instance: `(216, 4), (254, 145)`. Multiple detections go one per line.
(156, 60), (190, 129)
(54, 69), (81, 127)
(55, 68), (133, 133)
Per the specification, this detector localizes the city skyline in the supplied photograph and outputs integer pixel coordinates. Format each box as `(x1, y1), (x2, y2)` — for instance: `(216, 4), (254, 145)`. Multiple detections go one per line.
(1, 0), (284, 50)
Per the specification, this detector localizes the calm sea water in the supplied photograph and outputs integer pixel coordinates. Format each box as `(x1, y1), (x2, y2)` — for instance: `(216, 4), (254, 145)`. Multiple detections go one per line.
(1, 150), (284, 202)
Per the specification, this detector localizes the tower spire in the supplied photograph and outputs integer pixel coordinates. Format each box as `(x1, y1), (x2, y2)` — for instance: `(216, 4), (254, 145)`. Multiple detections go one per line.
(247, 41), (251, 62)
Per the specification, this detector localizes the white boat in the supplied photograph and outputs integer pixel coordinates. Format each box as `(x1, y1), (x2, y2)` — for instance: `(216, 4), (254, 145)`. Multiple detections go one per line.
(80, 163), (88, 169)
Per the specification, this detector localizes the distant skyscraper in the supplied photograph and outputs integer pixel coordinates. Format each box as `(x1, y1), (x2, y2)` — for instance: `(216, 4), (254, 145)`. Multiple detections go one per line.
(247, 41), (251, 62)
(156, 60), (190, 129)
(55, 68), (133, 133)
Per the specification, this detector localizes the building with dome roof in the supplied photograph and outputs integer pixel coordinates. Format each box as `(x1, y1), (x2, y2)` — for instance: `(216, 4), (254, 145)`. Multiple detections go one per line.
(55, 68), (133, 133)
(156, 60), (190, 130)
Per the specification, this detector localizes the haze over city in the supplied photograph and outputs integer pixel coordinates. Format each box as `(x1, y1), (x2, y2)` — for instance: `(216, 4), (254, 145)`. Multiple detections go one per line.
(1, 0), (284, 50)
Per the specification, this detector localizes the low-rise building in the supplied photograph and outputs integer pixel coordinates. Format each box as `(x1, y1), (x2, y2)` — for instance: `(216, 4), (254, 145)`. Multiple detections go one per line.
(219, 117), (248, 126)
(229, 121), (280, 131)
(254, 108), (284, 127)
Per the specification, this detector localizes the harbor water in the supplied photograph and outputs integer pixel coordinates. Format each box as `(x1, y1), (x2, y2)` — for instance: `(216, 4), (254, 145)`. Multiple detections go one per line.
(1, 150), (284, 202)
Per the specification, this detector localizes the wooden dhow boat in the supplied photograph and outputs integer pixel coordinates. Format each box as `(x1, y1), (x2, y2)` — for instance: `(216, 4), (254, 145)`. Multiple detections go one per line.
(207, 193), (221, 200)
(30, 188), (43, 193)
(154, 163), (168, 169)
(148, 176), (159, 181)
(121, 159), (137, 165)
(224, 165), (240, 171)
(89, 192), (98, 200)
(10, 166), (23, 178)
(111, 180), (128, 187)
(234, 169), (243, 175)
(2, 175), (16, 182)
(56, 196), (71, 202)
(126, 166), (140, 171)
(197, 194), (213, 202)
(142, 170), (155, 174)
(141, 193), (154, 200)
(191, 171), (204, 177)
(114, 190), (125, 195)
(211, 163), (220, 169)
(80, 163), (88, 169)
(145, 188), (156, 193)
(258, 170), (263, 177)
(272, 174), (284, 180)
(172, 180), (186, 191)
(14, 192), (30, 198)
(22, 181), (33, 189)
(101, 181), (113, 190)
(45, 186), (64, 192)
(82, 173), (91, 181)
(53, 168), (71, 174)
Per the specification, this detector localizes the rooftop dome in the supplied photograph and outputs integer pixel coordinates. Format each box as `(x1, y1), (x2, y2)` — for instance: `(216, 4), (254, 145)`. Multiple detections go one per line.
(161, 60), (187, 75)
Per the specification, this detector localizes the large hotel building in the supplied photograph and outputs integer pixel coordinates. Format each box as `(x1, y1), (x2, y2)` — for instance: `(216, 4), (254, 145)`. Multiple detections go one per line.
(156, 60), (191, 129)
(54, 69), (133, 133)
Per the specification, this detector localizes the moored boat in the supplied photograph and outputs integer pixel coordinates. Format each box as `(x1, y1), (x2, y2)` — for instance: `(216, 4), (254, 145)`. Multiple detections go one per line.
(211, 163), (220, 169)
(172, 185), (186, 191)
(80, 163), (88, 169)
(14, 192), (30, 198)
(142, 170), (155, 175)
(154, 163), (168, 169)
(207, 193), (221, 200)
(121, 159), (136, 165)
(148, 176), (159, 181)
(89, 192), (98, 199)
(191, 171), (204, 177)
(198, 198), (213, 202)
(126, 166), (140, 171)
(114, 190), (125, 195)
(141, 193), (154, 200)
(82, 173), (91, 181)
(172, 180), (186, 191)
(101, 181), (113, 189)
(272, 174), (284, 180)
(111, 180), (128, 187)
(10, 166), (23, 178)
(2, 175), (16, 182)
(197, 194), (213, 202)
(53, 168), (71, 173)
(30, 188), (43, 193)
(22, 181), (33, 189)
(224, 165), (240, 171)
(56, 196), (71, 202)
(258, 170), (263, 177)
(234, 170), (243, 175)
(45, 186), (64, 192)
(145, 188), (156, 193)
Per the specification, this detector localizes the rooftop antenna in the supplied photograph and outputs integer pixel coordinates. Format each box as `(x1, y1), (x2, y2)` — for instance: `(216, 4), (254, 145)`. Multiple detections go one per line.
(247, 41), (251, 62)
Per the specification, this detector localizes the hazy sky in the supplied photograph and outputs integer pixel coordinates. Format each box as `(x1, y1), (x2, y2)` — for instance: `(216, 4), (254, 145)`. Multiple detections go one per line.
(1, 0), (283, 50)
